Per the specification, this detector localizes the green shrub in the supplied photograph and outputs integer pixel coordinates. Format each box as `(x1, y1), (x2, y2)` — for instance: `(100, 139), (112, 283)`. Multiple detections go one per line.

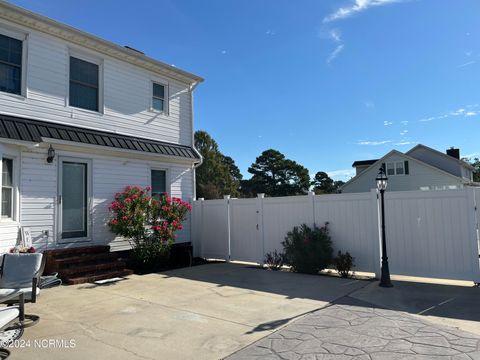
(282, 223), (333, 274)
(333, 251), (355, 278)
(264, 250), (285, 270)
(108, 185), (191, 272)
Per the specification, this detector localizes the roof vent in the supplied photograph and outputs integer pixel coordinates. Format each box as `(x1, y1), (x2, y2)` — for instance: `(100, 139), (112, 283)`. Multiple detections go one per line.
(446, 147), (460, 159)
(124, 46), (145, 55)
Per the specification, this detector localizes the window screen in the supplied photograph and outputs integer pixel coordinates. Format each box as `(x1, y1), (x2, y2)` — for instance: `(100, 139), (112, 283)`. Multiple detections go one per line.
(69, 57), (99, 111)
(151, 170), (166, 198)
(0, 34), (22, 95)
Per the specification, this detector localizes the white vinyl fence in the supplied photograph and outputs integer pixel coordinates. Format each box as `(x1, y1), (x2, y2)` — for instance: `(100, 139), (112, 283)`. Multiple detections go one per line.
(191, 188), (480, 283)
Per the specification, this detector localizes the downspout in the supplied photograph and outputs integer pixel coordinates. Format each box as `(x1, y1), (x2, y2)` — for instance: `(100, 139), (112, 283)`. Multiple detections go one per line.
(189, 80), (203, 201)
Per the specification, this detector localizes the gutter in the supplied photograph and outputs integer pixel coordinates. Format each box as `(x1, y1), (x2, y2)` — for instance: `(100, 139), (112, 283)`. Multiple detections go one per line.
(189, 81), (203, 201)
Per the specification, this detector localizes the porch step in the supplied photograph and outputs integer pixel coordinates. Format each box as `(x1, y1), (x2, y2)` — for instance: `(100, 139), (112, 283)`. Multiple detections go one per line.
(46, 245), (111, 258)
(65, 269), (134, 285)
(43, 245), (133, 285)
(60, 261), (128, 277)
(54, 252), (122, 269)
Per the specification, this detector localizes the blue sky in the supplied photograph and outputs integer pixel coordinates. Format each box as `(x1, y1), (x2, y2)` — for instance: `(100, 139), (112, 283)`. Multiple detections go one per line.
(10, 0), (480, 181)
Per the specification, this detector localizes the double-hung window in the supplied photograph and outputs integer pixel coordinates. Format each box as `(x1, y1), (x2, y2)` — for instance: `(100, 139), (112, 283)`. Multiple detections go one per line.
(152, 83), (166, 112)
(385, 161), (409, 176)
(0, 34), (22, 95)
(1, 158), (13, 219)
(151, 170), (167, 199)
(69, 56), (99, 111)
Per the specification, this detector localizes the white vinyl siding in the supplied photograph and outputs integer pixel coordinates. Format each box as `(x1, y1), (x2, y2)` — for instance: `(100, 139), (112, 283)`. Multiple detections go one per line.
(18, 145), (193, 252)
(0, 22), (193, 146)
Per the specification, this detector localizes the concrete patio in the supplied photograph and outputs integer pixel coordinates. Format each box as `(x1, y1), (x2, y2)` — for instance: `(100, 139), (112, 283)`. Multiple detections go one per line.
(10, 262), (480, 359)
(12, 263), (365, 359)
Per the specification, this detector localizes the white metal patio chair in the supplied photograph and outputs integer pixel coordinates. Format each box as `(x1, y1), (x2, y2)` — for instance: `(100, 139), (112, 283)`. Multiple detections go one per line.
(0, 291), (27, 359)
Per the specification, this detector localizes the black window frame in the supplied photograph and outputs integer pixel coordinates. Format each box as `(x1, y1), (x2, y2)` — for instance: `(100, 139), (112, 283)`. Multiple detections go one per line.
(0, 33), (23, 96)
(69, 56), (100, 112)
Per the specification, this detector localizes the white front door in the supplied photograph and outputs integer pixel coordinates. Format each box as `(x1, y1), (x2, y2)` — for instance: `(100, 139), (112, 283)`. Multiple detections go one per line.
(58, 157), (92, 243)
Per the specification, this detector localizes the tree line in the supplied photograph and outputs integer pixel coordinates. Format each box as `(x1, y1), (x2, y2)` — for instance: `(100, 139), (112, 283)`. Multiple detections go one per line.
(194, 131), (345, 199)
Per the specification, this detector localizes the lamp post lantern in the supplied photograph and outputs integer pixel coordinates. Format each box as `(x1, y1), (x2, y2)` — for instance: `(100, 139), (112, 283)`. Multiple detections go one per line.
(376, 167), (393, 288)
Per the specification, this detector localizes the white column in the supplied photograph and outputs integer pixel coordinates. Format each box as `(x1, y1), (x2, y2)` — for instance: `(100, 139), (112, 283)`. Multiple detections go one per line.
(224, 195), (231, 262)
(256, 193), (265, 264)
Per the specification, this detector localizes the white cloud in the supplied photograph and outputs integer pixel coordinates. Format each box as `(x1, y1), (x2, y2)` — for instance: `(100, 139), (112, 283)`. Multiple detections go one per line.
(327, 169), (356, 179)
(329, 29), (342, 42)
(457, 61), (476, 68)
(400, 120), (409, 125)
(326, 44), (345, 64)
(395, 141), (415, 146)
(221, 50), (227, 55)
(365, 101), (375, 109)
(323, 0), (405, 23)
(357, 140), (392, 145)
(400, 130), (408, 135)
(418, 105), (478, 123)
(463, 152), (480, 159)
(383, 121), (393, 126)
(265, 29), (276, 36)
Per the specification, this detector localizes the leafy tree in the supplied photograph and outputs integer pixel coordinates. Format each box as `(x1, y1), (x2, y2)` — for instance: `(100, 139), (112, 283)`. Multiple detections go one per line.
(243, 149), (310, 197)
(334, 180), (345, 191)
(194, 131), (242, 199)
(463, 157), (480, 182)
(312, 171), (345, 194)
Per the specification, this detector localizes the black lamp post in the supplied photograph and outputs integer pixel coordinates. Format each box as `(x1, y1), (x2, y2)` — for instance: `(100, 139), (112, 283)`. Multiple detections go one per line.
(376, 167), (393, 288)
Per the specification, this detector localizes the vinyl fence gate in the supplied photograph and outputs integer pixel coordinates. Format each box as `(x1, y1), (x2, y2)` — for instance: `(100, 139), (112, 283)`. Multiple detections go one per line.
(191, 188), (480, 283)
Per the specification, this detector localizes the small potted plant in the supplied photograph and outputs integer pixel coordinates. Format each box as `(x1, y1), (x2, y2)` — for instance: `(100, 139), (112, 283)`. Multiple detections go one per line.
(10, 245), (36, 254)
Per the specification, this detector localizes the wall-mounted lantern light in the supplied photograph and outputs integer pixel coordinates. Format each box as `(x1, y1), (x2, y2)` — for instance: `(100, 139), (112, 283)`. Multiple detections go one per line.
(46, 145), (55, 163)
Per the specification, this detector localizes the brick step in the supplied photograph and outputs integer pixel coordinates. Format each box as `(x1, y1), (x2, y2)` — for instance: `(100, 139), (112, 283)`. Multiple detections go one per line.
(60, 261), (128, 277)
(54, 252), (123, 269)
(65, 269), (134, 285)
(45, 245), (110, 259)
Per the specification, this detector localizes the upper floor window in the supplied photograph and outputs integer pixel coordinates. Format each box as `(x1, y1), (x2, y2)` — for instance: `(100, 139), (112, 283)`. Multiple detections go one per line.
(152, 83), (166, 112)
(386, 161), (409, 176)
(69, 56), (99, 111)
(151, 169), (167, 199)
(1, 158), (14, 219)
(0, 34), (22, 95)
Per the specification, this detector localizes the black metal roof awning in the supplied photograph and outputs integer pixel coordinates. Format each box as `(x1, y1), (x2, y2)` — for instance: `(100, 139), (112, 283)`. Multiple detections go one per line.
(0, 114), (200, 160)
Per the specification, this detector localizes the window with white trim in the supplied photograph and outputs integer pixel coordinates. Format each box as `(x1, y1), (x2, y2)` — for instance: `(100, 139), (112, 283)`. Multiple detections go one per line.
(69, 56), (99, 111)
(0, 34), (22, 95)
(152, 83), (166, 112)
(1, 158), (13, 218)
(151, 169), (167, 198)
(386, 161), (408, 176)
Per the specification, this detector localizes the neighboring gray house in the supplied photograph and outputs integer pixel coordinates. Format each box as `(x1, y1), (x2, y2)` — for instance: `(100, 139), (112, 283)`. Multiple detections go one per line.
(342, 145), (477, 193)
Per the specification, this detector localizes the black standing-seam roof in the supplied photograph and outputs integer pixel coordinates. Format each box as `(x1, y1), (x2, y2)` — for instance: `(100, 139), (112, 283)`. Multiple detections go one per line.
(0, 114), (200, 160)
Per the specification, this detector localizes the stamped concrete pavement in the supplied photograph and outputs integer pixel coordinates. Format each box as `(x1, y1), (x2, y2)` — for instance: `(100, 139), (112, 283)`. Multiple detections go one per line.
(227, 295), (480, 360)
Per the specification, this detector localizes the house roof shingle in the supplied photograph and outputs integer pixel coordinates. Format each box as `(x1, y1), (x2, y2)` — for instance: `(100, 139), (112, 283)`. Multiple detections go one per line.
(0, 114), (200, 160)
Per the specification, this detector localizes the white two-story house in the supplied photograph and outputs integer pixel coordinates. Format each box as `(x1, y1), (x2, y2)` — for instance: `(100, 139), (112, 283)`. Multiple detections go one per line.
(0, 2), (203, 253)
(342, 144), (477, 193)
